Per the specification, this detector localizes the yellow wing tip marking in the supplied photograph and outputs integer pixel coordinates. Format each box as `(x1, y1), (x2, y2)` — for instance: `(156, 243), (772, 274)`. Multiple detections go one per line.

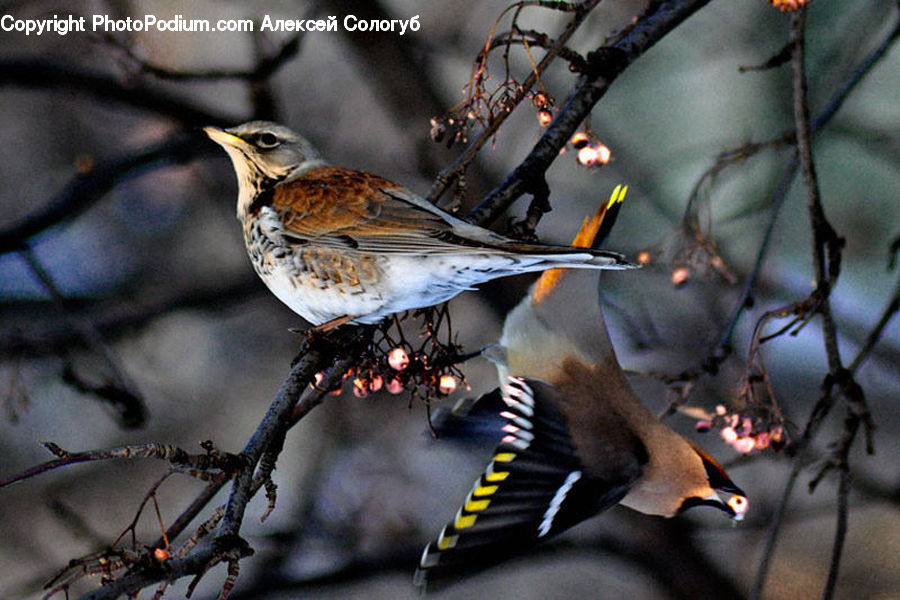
(533, 184), (628, 304)
(493, 452), (516, 463)
(472, 484), (499, 497)
(437, 532), (458, 550)
(464, 498), (491, 512)
(454, 513), (477, 529)
(485, 470), (510, 482)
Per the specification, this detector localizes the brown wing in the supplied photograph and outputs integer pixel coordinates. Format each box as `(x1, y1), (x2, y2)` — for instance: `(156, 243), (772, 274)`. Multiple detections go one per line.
(269, 167), (634, 265)
(554, 357), (650, 482)
(271, 166), (452, 240)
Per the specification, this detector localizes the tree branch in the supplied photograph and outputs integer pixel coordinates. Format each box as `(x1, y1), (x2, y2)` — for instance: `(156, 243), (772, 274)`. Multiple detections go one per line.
(427, 0), (601, 205)
(849, 274), (900, 373)
(465, 0), (713, 227)
(0, 60), (241, 126)
(218, 345), (351, 538)
(787, 12), (872, 600)
(18, 246), (146, 428)
(104, 33), (302, 83)
(791, 11), (843, 373)
(0, 441), (239, 488)
(0, 132), (210, 256)
(0, 275), (262, 360)
(74, 340), (340, 599)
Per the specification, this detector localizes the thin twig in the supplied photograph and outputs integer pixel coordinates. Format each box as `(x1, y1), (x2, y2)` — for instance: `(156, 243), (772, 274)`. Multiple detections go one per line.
(792, 11), (843, 373)
(749, 7), (891, 596)
(818, 408), (860, 600)
(690, 0), (900, 394)
(18, 246), (146, 428)
(715, 155), (799, 350)
(685, 9), (900, 356)
(748, 460), (803, 600)
(688, 5), (900, 225)
(78, 334), (345, 599)
(0, 132), (208, 256)
(0, 441), (241, 488)
(465, 0), (714, 227)
(809, 12), (900, 132)
(153, 474), (231, 550)
(0, 60), (240, 126)
(790, 11), (861, 600)
(848, 276), (900, 373)
(105, 33), (302, 82)
(428, 0), (601, 206)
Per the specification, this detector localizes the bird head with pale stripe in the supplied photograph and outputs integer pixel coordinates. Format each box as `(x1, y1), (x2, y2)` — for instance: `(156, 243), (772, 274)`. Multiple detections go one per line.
(204, 121), (325, 214)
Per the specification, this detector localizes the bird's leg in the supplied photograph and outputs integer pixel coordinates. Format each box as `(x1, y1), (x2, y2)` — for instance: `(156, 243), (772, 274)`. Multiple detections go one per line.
(290, 316), (356, 365)
(290, 319), (368, 368)
(308, 314), (356, 333)
(288, 315), (355, 335)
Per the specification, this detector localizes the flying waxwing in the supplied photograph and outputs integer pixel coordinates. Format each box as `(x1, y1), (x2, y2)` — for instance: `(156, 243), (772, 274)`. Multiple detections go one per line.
(416, 186), (747, 586)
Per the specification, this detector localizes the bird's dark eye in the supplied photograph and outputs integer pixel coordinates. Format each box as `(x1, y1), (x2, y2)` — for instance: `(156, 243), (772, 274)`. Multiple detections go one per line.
(256, 132), (280, 149)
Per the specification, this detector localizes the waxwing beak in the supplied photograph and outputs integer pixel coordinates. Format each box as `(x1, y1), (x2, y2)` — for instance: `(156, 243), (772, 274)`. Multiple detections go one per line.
(726, 493), (749, 520)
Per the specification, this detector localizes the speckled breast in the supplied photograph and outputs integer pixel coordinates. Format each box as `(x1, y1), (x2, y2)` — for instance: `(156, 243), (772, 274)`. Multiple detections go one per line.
(242, 217), (386, 323)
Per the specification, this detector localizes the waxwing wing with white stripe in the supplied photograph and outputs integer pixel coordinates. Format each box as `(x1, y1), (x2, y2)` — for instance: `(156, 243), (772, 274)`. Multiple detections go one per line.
(416, 187), (747, 587)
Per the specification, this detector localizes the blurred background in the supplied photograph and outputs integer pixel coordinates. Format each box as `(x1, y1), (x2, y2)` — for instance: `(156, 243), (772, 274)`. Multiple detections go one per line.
(0, 0), (898, 598)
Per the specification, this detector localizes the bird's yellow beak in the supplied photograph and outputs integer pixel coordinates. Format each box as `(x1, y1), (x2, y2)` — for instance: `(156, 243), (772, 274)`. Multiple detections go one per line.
(204, 126), (251, 150)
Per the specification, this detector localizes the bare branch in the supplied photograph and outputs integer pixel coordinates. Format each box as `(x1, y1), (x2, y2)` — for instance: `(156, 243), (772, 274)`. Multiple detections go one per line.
(748, 460), (802, 600)
(0, 132), (209, 257)
(0, 441), (242, 488)
(784, 12), (874, 600)
(216, 333), (351, 539)
(151, 476), (230, 552)
(704, 4), (900, 364)
(0, 60), (241, 126)
(18, 246), (146, 428)
(465, 0), (714, 227)
(428, 0), (601, 206)
(0, 275), (262, 360)
(791, 11), (843, 372)
(104, 33), (302, 83)
(849, 275), (900, 373)
(72, 334), (347, 599)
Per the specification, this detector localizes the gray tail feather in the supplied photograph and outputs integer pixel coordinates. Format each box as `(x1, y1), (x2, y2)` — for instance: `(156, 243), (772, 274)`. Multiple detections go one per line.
(530, 250), (638, 270)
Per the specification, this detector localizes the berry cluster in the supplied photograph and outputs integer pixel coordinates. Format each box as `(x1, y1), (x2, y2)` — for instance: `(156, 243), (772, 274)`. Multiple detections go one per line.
(533, 91), (555, 127)
(767, 0), (811, 11)
(568, 131), (611, 167)
(312, 305), (467, 405)
(636, 231), (735, 288)
(696, 404), (787, 454)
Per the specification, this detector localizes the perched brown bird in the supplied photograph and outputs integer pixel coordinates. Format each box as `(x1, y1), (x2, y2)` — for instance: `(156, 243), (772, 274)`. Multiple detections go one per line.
(205, 121), (636, 328)
(416, 192), (747, 586)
